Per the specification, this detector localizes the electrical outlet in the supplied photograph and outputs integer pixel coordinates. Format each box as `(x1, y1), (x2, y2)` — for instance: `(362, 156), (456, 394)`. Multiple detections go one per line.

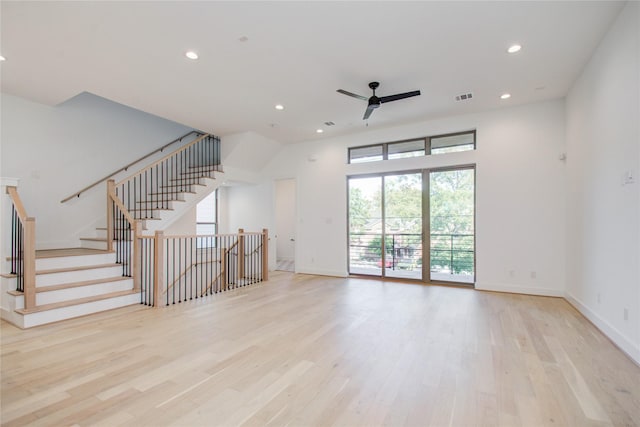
(530, 271), (537, 279)
(624, 308), (629, 321)
(509, 270), (515, 278)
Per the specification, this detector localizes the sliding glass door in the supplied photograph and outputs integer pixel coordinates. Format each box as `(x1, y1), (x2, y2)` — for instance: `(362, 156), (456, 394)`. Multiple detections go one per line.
(429, 168), (475, 283)
(348, 176), (383, 276)
(348, 166), (475, 285)
(384, 173), (422, 279)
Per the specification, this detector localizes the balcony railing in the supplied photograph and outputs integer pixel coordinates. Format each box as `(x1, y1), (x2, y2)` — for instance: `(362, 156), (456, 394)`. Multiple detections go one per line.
(348, 232), (474, 279)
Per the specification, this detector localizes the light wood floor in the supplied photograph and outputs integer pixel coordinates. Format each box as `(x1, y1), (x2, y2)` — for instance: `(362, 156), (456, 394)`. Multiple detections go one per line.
(2, 272), (639, 426)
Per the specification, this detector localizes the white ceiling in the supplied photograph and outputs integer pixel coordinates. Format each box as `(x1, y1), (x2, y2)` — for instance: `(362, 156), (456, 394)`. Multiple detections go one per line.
(1, 1), (624, 144)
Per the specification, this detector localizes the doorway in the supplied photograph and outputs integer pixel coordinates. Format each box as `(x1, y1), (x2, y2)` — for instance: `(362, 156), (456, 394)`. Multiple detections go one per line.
(275, 179), (296, 272)
(347, 166), (475, 285)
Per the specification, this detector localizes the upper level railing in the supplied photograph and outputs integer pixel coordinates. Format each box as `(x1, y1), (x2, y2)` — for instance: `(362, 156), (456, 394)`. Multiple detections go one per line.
(114, 133), (221, 220)
(6, 186), (36, 309)
(138, 229), (269, 307)
(60, 130), (204, 203)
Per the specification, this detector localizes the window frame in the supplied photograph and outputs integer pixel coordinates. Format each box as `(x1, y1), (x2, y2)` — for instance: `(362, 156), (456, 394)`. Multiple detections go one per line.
(347, 130), (476, 164)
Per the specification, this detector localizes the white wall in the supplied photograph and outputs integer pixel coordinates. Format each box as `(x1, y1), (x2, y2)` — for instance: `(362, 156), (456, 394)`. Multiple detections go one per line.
(222, 182), (277, 269)
(565, 2), (640, 363)
(224, 99), (567, 287)
(0, 92), (193, 250)
(164, 206), (196, 235)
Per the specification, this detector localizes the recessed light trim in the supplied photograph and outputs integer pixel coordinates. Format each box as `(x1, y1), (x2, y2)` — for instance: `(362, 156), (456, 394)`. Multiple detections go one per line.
(185, 51), (199, 60)
(316, 129), (324, 134)
(500, 93), (511, 99)
(275, 104), (284, 110)
(507, 44), (522, 54)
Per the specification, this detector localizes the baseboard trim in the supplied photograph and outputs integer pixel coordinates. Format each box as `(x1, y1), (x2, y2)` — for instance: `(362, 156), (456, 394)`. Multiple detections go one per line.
(564, 292), (640, 366)
(475, 281), (564, 297)
(296, 268), (348, 278)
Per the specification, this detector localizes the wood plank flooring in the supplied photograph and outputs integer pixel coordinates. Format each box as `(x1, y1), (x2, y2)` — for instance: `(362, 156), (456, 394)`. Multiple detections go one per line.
(2, 272), (639, 426)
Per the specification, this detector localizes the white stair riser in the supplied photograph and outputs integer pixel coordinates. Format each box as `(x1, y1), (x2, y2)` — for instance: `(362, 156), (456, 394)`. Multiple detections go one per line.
(22, 293), (141, 328)
(1, 276), (23, 310)
(80, 239), (109, 251)
(36, 266), (124, 287)
(36, 252), (117, 271)
(36, 279), (134, 305)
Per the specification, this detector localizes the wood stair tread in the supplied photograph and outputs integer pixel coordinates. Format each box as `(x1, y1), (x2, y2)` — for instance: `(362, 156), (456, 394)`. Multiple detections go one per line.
(37, 262), (120, 275)
(160, 183), (205, 188)
(148, 191), (196, 195)
(33, 248), (111, 259)
(135, 199), (184, 204)
(128, 207), (174, 212)
(36, 276), (132, 293)
(16, 290), (138, 314)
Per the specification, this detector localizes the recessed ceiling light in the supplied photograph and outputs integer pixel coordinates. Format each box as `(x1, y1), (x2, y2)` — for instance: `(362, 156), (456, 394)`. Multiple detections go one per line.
(275, 104), (284, 110)
(316, 129), (324, 134)
(507, 44), (522, 54)
(185, 51), (199, 60)
(0, 55), (5, 61)
(500, 93), (511, 99)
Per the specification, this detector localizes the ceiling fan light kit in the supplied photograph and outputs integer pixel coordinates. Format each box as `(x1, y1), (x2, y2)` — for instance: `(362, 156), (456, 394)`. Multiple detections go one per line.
(337, 81), (421, 120)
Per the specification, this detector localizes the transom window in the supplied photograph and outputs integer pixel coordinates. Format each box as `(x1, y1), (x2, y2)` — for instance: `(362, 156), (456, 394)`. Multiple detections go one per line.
(348, 130), (475, 164)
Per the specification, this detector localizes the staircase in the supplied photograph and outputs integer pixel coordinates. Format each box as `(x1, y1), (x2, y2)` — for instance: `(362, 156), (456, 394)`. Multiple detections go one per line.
(2, 132), (224, 328)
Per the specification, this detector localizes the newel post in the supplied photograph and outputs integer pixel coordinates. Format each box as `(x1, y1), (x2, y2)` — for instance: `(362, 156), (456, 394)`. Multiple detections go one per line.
(132, 221), (141, 292)
(23, 217), (36, 309)
(106, 179), (115, 251)
(153, 230), (164, 307)
(262, 228), (269, 281)
(238, 228), (245, 280)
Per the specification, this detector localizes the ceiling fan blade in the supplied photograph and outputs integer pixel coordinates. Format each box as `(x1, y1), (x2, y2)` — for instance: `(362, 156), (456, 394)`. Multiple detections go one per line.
(337, 89), (368, 101)
(379, 90), (421, 103)
(363, 105), (375, 120)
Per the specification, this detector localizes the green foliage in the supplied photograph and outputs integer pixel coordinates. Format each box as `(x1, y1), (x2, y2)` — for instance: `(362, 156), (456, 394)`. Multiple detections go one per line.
(366, 235), (393, 257)
(348, 186), (373, 232)
(382, 174), (422, 233)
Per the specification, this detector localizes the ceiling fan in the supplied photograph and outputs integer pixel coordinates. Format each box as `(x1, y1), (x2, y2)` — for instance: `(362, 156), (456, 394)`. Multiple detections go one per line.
(337, 81), (421, 120)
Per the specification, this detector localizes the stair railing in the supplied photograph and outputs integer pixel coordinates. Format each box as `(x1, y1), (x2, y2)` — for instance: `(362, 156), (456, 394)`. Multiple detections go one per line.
(60, 130), (204, 203)
(107, 180), (142, 288)
(6, 187), (36, 309)
(113, 133), (221, 220)
(138, 228), (269, 307)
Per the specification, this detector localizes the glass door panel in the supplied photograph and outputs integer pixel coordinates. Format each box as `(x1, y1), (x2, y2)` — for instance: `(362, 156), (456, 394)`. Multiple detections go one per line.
(384, 173), (423, 279)
(348, 176), (383, 276)
(429, 168), (475, 283)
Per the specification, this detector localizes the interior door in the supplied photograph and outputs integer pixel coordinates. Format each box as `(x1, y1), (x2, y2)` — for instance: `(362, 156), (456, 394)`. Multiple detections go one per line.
(275, 179), (296, 271)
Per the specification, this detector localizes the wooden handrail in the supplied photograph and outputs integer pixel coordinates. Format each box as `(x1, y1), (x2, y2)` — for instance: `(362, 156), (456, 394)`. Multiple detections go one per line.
(60, 130), (203, 203)
(6, 187), (28, 221)
(116, 133), (211, 187)
(107, 183), (137, 225)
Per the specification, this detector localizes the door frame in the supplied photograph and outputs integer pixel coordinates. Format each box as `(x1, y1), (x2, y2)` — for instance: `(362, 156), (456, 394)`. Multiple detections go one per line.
(347, 164), (476, 286)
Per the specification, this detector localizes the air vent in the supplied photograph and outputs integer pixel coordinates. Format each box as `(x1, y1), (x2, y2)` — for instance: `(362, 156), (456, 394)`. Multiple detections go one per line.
(324, 121), (335, 126)
(455, 93), (473, 101)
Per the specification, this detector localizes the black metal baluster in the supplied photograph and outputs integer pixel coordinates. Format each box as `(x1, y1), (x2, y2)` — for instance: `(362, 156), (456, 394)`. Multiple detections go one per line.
(11, 205), (16, 275)
(189, 237), (193, 300)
